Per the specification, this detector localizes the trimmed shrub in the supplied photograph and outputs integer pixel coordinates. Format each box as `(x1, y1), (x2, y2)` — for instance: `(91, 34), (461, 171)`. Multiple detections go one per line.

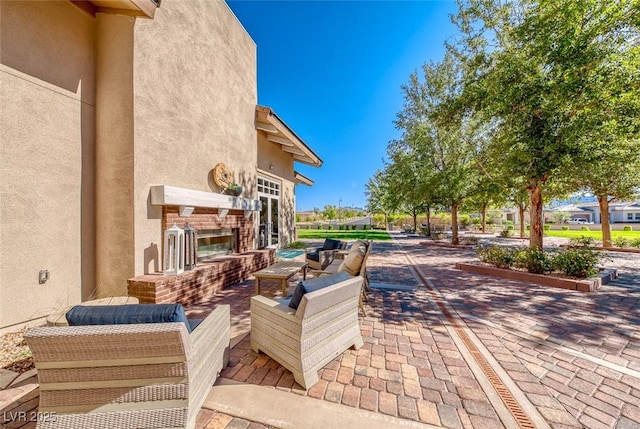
(500, 229), (514, 237)
(327, 225), (333, 230)
(613, 236), (631, 248)
(286, 241), (307, 249)
(581, 226), (590, 231)
(431, 231), (445, 240)
(363, 225), (369, 230)
(526, 224), (531, 231)
(544, 224), (551, 231)
(476, 245), (517, 269)
(507, 225), (514, 230)
(515, 247), (553, 274)
(462, 236), (479, 245)
(623, 225), (633, 231)
(472, 218), (481, 225)
(352, 225), (357, 230)
(561, 226), (569, 231)
(459, 215), (471, 227)
(630, 238), (640, 248)
(552, 248), (602, 278)
(568, 235), (597, 247)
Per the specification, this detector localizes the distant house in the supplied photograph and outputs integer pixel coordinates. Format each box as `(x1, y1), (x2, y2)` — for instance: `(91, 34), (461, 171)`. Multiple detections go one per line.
(296, 211), (318, 222)
(544, 201), (640, 223)
(609, 201), (640, 223)
(544, 203), (597, 223)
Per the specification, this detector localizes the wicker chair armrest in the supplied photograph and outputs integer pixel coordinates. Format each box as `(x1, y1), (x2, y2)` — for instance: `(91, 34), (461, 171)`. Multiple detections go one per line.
(308, 269), (333, 277)
(189, 304), (230, 350)
(251, 295), (300, 324)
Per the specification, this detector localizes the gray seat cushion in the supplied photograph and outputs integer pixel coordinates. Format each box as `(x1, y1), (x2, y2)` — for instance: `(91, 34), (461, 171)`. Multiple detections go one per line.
(66, 303), (196, 333)
(289, 271), (351, 310)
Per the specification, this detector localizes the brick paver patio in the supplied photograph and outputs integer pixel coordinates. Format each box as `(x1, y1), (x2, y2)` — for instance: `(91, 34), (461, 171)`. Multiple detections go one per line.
(193, 234), (640, 428)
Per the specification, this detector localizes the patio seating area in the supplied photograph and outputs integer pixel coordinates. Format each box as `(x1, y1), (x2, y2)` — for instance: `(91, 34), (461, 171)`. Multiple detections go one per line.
(5, 233), (640, 428)
(192, 234), (640, 428)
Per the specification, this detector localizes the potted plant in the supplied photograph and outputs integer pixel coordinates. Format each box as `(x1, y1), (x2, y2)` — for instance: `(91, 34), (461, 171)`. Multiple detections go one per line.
(225, 183), (242, 197)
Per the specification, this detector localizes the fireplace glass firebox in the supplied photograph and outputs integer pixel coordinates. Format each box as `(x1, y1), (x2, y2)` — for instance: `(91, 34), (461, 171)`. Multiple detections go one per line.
(197, 229), (237, 262)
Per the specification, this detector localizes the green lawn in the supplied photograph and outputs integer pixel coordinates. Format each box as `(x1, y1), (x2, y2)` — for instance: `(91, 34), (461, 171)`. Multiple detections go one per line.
(297, 229), (392, 241)
(545, 229), (640, 240)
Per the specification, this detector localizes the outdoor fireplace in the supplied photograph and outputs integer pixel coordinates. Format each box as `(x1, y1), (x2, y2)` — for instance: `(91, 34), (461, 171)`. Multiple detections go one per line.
(128, 186), (275, 306)
(197, 228), (239, 262)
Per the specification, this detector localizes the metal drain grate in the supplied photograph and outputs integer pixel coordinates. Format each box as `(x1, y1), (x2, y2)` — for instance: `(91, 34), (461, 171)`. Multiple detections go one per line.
(456, 326), (536, 429)
(403, 253), (537, 429)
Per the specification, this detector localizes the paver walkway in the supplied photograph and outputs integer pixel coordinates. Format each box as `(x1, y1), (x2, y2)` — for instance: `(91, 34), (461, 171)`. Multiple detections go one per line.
(193, 234), (640, 428)
(403, 238), (640, 429)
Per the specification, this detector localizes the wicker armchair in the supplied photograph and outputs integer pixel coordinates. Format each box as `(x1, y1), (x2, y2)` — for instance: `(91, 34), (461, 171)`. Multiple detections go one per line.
(250, 276), (364, 389)
(24, 305), (230, 429)
(305, 238), (345, 270)
(309, 240), (372, 316)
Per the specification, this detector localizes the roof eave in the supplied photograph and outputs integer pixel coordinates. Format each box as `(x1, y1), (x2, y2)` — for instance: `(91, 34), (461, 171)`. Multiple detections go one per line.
(256, 105), (323, 168)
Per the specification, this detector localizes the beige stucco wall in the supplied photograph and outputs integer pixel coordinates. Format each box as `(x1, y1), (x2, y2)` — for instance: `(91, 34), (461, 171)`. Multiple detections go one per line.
(94, 13), (136, 298)
(257, 133), (297, 246)
(257, 133), (295, 182)
(0, 1), (96, 329)
(130, 0), (258, 282)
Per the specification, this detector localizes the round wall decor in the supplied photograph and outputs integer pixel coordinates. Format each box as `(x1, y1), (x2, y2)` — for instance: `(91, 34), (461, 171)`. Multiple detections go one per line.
(213, 163), (233, 188)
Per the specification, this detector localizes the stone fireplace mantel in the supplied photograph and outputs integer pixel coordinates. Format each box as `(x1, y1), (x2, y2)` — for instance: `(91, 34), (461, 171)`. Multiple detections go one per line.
(150, 185), (261, 213)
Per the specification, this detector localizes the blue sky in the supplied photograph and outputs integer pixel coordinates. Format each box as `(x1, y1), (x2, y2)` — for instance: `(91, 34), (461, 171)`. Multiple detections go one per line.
(226, 0), (459, 211)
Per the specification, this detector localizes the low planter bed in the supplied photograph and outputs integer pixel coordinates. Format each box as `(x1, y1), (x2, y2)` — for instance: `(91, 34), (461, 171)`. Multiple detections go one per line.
(456, 262), (617, 292)
(421, 241), (476, 249)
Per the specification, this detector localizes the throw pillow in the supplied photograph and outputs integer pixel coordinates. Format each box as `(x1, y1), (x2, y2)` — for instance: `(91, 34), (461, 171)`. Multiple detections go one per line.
(340, 244), (366, 276)
(66, 303), (194, 333)
(350, 240), (368, 251)
(288, 271), (351, 310)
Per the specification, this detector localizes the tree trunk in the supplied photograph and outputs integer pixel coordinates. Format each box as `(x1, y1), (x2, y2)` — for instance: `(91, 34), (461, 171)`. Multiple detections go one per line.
(519, 203), (526, 238)
(451, 203), (459, 245)
(598, 196), (612, 247)
(529, 183), (544, 250)
(425, 206), (431, 236)
(384, 213), (388, 230)
(412, 209), (418, 232)
(481, 203), (487, 233)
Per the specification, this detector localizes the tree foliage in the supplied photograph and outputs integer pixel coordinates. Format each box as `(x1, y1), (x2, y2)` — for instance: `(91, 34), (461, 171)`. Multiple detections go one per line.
(450, 0), (640, 248)
(368, 0), (640, 247)
(393, 51), (482, 243)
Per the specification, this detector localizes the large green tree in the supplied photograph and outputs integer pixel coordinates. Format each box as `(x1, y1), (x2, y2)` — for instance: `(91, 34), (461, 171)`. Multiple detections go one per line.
(385, 137), (441, 232)
(365, 170), (395, 229)
(452, 0), (640, 249)
(395, 51), (481, 244)
(567, 36), (640, 246)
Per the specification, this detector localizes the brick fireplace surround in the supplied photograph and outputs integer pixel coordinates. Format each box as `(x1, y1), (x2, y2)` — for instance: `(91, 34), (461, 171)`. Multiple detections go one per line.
(128, 207), (275, 306)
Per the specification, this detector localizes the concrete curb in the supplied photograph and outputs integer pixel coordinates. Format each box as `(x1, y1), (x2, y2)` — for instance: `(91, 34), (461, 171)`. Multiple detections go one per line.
(204, 379), (439, 429)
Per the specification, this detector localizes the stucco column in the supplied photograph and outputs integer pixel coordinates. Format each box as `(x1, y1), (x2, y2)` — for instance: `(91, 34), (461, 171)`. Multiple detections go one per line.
(95, 13), (135, 297)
